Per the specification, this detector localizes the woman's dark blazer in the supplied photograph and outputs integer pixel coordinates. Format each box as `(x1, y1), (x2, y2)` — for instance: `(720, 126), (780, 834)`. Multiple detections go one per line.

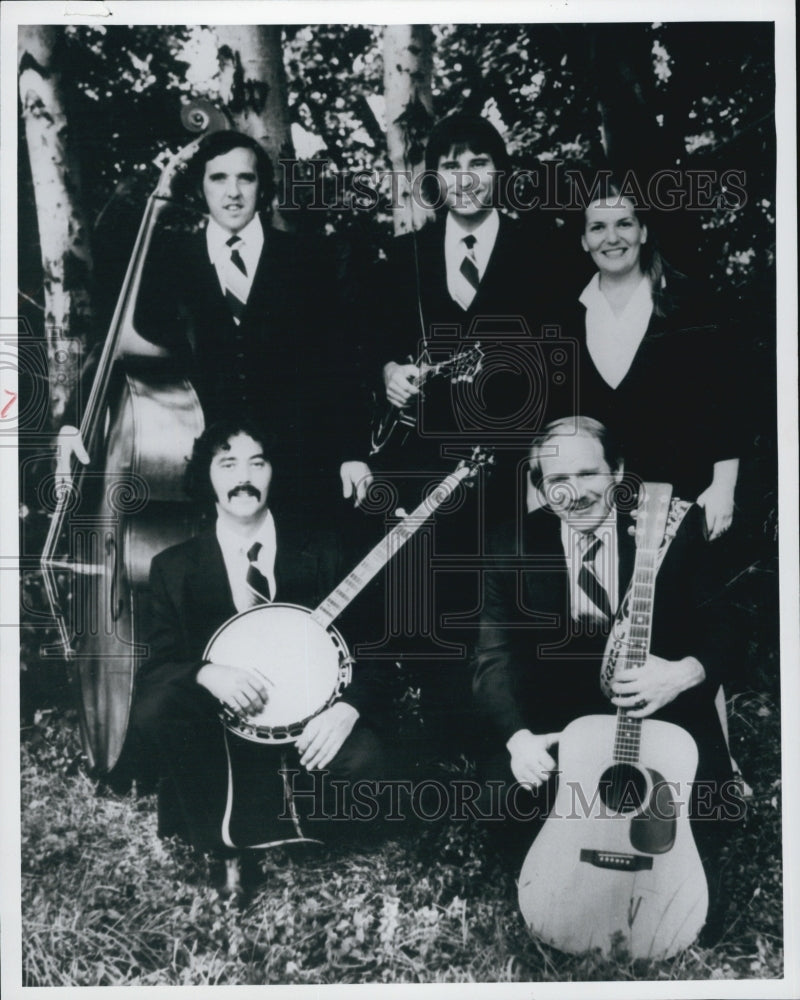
(547, 275), (744, 500)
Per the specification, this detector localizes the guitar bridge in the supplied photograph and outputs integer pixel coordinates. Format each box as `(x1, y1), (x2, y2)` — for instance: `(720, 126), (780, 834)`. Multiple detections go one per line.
(580, 849), (653, 871)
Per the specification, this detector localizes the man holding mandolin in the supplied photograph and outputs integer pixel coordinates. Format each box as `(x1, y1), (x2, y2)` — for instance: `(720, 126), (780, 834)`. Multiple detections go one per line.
(473, 416), (741, 952)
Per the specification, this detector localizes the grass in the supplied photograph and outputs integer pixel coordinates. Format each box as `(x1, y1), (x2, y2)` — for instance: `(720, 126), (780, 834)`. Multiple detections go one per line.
(20, 689), (783, 987)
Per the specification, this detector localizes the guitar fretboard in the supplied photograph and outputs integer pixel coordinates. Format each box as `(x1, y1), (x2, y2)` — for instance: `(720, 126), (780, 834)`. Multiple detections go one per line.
(613, 485), (672, 765)
(613, 547), (656, 763)
(311, 466), (473, 630)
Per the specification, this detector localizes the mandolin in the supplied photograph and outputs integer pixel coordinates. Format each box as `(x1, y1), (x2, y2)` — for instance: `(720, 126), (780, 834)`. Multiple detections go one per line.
(369, 344), (483, 456)
(517, 483), (708, 959)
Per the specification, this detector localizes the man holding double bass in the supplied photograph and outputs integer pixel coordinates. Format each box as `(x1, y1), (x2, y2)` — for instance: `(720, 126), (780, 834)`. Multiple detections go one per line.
(56, 129), (370, 515)
(473, 416), (740, 946)
(115, 418), (388, 894)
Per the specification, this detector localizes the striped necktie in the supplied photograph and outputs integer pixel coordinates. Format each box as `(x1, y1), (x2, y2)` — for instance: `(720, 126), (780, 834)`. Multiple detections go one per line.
(578, 534), (613, 622)
(459, 234), (480, 297)
(245, 541), (271, 605)
(225, 234), (248, 325)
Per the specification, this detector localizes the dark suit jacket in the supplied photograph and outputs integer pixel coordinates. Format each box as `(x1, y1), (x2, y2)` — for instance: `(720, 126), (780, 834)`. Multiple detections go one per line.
(545, 275), (745, 499)
(137, 221), (344, 474)
(365, 213), (569, 520)
(473, 503), (733, 788)
(67, 218), (353, 512)
(137, 518), (386, 721)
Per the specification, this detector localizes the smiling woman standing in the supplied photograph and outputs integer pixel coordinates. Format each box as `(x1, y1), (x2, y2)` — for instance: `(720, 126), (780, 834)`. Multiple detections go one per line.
(565, 183), (742, 540)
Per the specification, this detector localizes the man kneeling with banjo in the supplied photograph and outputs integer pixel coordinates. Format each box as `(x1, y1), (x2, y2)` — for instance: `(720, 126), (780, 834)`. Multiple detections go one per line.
(120, 418), (388, 894)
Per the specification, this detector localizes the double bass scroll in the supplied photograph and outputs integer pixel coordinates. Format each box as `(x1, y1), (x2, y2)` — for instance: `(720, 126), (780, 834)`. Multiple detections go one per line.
(40, 101), (227, 775)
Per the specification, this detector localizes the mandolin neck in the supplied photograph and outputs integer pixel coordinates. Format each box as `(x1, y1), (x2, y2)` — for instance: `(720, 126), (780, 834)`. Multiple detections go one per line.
(311, 466), (473, 629)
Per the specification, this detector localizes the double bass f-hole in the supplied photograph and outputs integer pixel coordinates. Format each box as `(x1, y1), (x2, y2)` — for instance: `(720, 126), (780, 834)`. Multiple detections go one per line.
(106, 534), (123, 624)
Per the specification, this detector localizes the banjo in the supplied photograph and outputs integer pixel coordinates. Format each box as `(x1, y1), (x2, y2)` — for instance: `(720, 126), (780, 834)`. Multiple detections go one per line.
(203, 448), (491, 743)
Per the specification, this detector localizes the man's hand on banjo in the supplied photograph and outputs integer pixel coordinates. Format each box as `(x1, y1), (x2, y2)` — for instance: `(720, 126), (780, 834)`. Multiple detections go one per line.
(196, 662), (271, 718)
(296, 701), (359, 771)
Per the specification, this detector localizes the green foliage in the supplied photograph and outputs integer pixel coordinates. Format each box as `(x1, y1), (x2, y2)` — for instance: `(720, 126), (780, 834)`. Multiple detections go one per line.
(61, 25), (194, 216)
(284, 24), (385, 172)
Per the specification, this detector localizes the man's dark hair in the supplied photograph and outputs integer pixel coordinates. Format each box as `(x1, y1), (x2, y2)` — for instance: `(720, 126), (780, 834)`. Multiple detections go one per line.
(424, 114), (511, 175)
(185, 130), (275, 212)
(184, 417), (275, 507)
(529, 416), (623, 490)
(419, 114), (511, 212)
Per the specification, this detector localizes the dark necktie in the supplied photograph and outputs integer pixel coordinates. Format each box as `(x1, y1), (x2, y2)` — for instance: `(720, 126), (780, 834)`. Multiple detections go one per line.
(225, 234), (248, 324)
(578, 534), (613, 622)
(227, 234), (248, 276)
(246, 541), (271, 604)
(459, 234), (480, 292)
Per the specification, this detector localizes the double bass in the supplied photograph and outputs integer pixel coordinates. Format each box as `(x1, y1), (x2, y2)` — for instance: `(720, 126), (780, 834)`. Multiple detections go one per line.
(40, 104), (228, 775)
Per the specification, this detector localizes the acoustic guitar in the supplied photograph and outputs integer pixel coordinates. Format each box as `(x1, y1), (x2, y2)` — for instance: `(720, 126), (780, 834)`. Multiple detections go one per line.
(517, 483), (708, 959)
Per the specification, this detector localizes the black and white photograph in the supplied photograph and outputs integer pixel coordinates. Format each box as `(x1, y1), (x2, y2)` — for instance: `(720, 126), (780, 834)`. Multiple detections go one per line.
(1, 0), (797, 994)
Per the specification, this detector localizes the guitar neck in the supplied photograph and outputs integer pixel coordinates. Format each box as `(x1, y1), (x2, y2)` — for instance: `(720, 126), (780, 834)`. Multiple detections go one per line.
(613, 545), (657, 763)
(311, 465), (472, 629)
(613, 483), (673, 764)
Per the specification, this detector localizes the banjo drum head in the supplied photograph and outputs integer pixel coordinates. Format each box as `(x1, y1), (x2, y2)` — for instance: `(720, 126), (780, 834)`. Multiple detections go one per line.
(203, 603), (347, 743)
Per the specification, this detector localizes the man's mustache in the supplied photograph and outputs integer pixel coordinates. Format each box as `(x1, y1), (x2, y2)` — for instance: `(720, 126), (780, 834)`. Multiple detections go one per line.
(228, 484), (261, 501)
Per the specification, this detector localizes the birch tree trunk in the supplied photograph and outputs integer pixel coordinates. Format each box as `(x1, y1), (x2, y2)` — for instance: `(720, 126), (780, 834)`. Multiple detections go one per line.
(383, 25), (434, 236)
(18, 25), (92, 424)
(212, 24), (294, 224)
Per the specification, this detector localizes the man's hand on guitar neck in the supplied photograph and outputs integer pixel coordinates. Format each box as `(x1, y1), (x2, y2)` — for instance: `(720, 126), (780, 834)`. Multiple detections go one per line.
(383, 361), (421, 408)
(610, 654), (706, 717)
(506, 729), (561, 789)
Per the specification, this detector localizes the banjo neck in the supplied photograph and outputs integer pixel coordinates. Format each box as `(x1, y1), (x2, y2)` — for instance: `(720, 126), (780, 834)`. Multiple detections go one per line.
(311, 458), (484, 630)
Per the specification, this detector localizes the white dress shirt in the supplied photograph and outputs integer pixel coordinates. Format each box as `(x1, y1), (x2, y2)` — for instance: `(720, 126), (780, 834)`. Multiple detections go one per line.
(560, 510), (619, 621)
(216, 510), (277, 614)
(206, 214), (264, 305)
(444, 209), (500, 307)
(580, 272), (654, 389)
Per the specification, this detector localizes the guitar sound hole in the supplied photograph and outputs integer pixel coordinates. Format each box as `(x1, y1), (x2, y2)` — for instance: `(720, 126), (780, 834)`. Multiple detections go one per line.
(598, 764), (648, 814)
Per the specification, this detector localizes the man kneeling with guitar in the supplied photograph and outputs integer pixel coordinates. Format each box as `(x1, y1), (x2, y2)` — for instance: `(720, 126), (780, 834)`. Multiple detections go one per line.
(116, 418), (388, 895)
(473, 416), (741, 953)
